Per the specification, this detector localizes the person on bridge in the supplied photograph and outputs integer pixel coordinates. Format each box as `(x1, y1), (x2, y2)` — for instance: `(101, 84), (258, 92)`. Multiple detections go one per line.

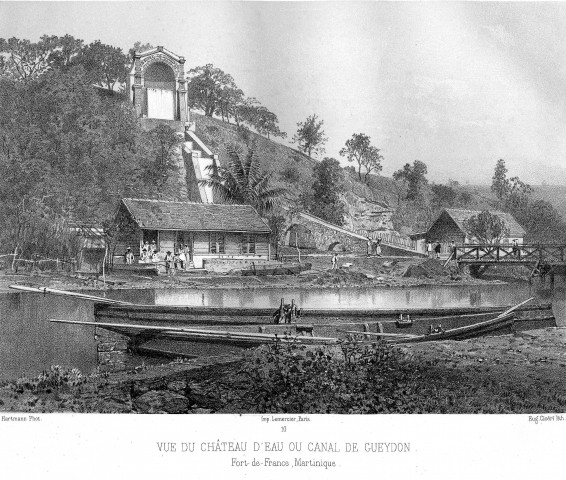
(375, 238), (382, 257)
(512, 239), (520, 259)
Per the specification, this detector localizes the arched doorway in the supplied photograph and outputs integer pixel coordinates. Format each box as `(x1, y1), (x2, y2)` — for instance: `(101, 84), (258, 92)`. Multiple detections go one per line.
(144, 62), (176, 120)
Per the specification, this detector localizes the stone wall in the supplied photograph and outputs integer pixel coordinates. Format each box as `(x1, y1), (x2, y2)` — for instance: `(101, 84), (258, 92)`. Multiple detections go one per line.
(284, 214), (368, 253)
(95, 327), (129, 373)
(202, 258), (274, 273)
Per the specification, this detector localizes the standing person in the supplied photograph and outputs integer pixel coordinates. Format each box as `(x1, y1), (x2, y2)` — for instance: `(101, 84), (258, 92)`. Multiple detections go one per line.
(140, 248), (148, 263)
(434, 242), (441, 259)
(512, 239), (520, 258)
(164, 251), (174, 274)
(125, 247), (134, 265)
(331, 253), (338, 270)
(375, 238), (382, 257)
(426, 241), (433, 258)
(450, 240), (456, 259)
(184, 243), (191, 270)
(367, 237), (372, 257)
(178, 244), (186, 270)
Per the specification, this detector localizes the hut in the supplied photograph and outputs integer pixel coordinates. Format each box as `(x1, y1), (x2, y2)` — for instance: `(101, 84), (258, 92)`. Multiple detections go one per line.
(71, 223), (106, 273)
(425, 208), (525, 253)
(112, 198), (271, 269)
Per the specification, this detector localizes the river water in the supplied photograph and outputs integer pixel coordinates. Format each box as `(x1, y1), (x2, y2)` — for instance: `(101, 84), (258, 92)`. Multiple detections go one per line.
(1, 280), (565, 380)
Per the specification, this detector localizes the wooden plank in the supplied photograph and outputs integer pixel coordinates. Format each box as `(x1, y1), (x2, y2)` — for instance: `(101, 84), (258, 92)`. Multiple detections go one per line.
(9, 285), (132, 305)
(337, 329), (418, 338)
(50, 319), (338, 342)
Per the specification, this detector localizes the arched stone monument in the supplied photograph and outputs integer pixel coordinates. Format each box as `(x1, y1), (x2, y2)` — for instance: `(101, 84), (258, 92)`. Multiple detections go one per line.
(126, 46), (188, 123)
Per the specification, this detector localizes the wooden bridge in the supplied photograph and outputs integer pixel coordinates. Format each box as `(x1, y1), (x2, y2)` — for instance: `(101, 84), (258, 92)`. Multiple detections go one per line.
(453, 244), (566, 275)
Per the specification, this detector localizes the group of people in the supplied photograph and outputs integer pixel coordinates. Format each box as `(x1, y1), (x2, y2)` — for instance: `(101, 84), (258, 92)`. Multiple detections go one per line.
(426, 241), (443, 259)
(426, 240), (458, 259)
(366, 237), (383, 257)
(125, 241), (192, 273)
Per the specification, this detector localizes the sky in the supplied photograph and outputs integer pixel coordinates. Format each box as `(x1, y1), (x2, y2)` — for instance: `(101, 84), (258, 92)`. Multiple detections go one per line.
(1, 1), (566, 185)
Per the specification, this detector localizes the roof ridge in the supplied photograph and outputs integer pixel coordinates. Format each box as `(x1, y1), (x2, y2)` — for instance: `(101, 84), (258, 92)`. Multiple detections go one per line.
(123, 198), (255, 207)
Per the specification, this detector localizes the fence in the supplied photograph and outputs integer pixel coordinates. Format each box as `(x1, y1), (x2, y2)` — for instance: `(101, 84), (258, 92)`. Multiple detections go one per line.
(0, 253), (76, 272)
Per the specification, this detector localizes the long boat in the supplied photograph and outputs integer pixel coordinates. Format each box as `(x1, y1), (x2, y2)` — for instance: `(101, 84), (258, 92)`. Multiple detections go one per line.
(49, 300), (524, 348)
(90, 299), (553, 337)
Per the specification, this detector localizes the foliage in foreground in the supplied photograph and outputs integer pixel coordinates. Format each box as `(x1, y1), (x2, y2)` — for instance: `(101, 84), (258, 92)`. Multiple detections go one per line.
(222, 339), (566, 414)
(12, 365), (87, 394)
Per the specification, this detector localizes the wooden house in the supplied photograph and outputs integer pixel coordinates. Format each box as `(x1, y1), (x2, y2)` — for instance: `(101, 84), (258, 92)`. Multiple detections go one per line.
(70, 223), (106, 273)
(425, 209), (526, 248)
(113, 198), (271, 269)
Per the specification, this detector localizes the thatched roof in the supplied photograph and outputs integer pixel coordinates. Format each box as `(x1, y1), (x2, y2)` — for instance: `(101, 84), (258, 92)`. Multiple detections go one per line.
(442, 208), (525, 237)
(121, 199), (271, 233)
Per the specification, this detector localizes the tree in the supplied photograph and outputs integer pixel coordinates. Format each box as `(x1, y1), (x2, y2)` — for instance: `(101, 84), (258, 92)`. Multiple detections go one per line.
(138, 125), (181, 193)
(504, 176), (533, 212)
(0, 65), (167, 259)
(514, 199), (566, 243)
(339, 133), (383, 182)
(393, 160), (428, 201)
(303, 157), (346, 226)
(216, 86), (245, 123)
(458, 191), (474, 207)
(491, 159), (510, 202)
(187, 64), (238, 117)
(292, 114), (327, 158)
(431, 184), (457, 209)
(0, 35), (63, 81)
(198, 143), (286, 215)
(50, 34), (84, 70)
(129, 41), (154, 58)
(74, 40), (128, 91)
(463, 211), (509, 244)
(252, 106), (287, 139)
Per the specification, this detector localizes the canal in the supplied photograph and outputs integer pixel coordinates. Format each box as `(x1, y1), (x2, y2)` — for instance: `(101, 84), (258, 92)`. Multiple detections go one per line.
(1, 280), (565, 380)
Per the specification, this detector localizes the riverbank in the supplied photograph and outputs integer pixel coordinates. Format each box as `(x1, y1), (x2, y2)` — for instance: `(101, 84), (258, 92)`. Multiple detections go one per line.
(0, 256), (506, 294)
(2, 327), (565, 413)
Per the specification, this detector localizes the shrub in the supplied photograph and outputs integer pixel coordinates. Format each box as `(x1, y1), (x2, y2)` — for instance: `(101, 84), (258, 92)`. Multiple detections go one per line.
(13, 365), (87, 394)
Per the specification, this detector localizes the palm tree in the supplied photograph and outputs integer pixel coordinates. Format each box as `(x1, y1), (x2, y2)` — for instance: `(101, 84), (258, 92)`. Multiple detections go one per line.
(199, 143), (286, 215)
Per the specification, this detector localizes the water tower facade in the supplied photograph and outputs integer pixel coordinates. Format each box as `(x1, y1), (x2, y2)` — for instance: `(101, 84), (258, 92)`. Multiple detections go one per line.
(127, 46), (189, 123)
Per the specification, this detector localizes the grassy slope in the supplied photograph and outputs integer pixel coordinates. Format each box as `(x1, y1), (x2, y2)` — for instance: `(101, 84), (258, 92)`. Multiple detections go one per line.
(193, 114), (536, 230)
(193, 113), (402, 211)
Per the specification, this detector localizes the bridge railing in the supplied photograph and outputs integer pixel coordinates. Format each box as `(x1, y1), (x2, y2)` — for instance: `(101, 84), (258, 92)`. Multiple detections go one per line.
(356, 230), (420, 251)
(454, 244), (566, 264)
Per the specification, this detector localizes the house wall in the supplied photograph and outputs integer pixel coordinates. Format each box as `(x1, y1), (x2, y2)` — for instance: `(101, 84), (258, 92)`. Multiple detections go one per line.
(426, 213), (466, 244)
(113, 204), (142, 263)
(159, 230), (176, 253)
(192, 232), (270, 268)
(426, 211), (525, 248)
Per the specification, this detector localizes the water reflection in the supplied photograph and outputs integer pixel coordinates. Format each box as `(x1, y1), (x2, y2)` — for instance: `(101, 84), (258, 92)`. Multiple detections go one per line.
(152, 283), (541, 310)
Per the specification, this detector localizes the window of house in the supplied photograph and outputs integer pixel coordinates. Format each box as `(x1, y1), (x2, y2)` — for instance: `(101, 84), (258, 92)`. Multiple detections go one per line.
(209, 232), (225, 254)
(241, 233), (256, 254)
